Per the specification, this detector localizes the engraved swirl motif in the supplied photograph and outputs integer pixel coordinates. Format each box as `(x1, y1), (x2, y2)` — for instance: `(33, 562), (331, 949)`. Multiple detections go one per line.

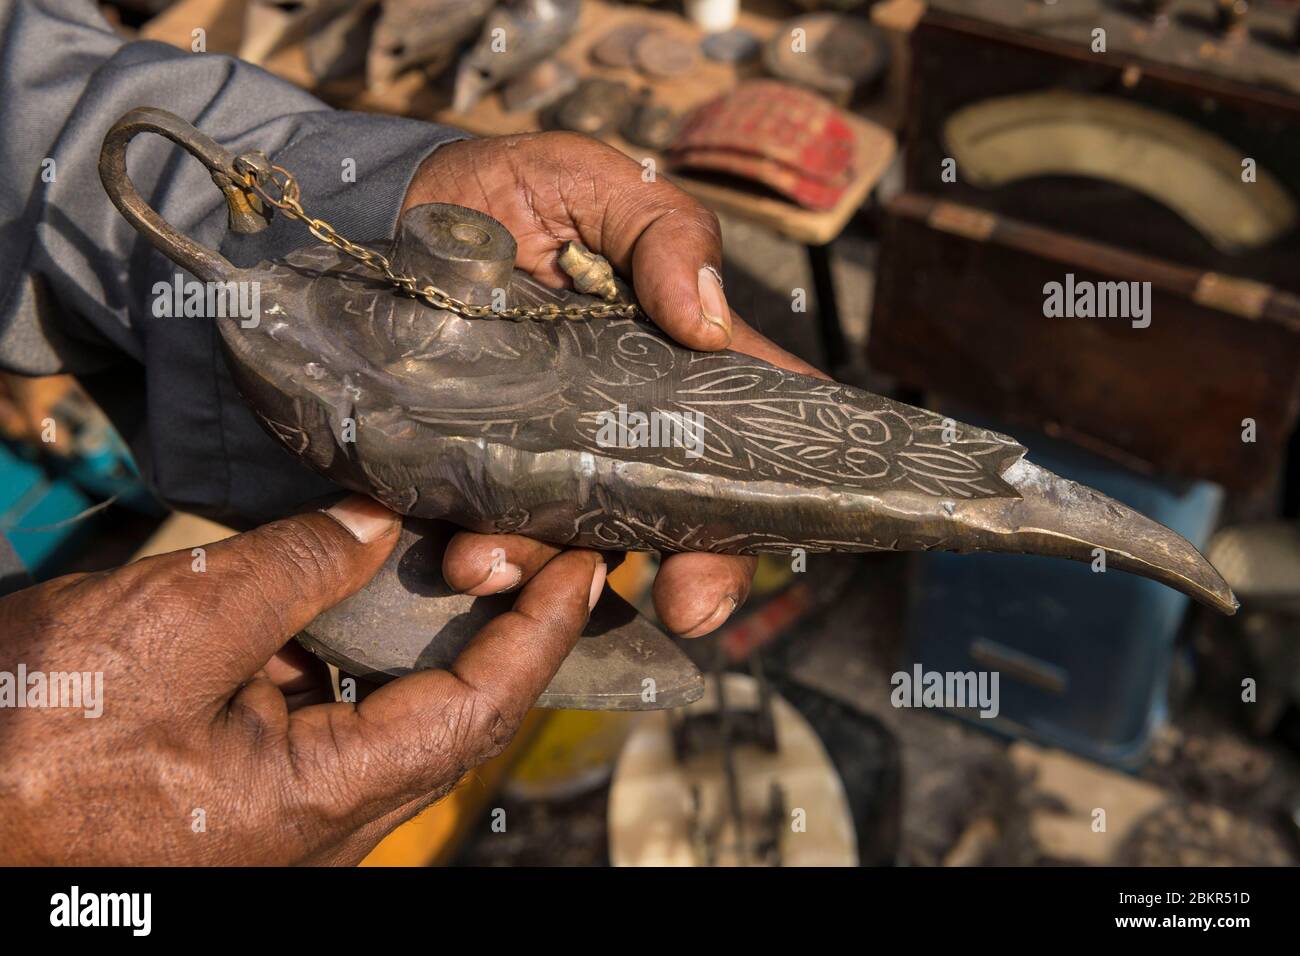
(599, 325), (676, 386)
(254, 249), (1024, 503)
(566, 321), (1025, 500)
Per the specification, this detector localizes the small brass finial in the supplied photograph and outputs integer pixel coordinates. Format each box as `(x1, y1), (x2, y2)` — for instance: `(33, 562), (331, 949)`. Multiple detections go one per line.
(558, 240), (620, 301)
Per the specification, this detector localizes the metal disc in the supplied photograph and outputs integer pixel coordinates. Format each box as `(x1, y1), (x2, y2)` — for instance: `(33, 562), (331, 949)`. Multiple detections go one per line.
(591, 22), (653, 68)
(635, 30), (701, 78)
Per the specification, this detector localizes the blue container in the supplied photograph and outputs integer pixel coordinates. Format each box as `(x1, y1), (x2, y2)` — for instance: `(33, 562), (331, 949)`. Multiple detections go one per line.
(0, 441), (94, 576)
(903, 423), (1222, 769)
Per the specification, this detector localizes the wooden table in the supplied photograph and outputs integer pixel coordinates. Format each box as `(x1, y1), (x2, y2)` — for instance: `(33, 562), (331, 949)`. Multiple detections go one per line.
(146, 0), (899, 368)
(344, 2), (896, 244)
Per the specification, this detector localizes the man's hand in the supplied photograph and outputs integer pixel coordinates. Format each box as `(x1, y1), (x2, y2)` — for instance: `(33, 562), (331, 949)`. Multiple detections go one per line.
(0, 496), (605, 865)
(406, 132), (827, 638)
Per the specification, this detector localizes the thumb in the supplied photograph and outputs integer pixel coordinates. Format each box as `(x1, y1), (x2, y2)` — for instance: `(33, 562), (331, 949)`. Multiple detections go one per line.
(627, 204), (733, 352)
(192, 495), (400, 684)
(595, 168), (732, 351)
(281, 549), (604, 829)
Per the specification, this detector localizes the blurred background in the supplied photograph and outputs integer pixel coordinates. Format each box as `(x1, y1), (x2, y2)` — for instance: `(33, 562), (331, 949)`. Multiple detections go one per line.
(5, 0), (1300, 866)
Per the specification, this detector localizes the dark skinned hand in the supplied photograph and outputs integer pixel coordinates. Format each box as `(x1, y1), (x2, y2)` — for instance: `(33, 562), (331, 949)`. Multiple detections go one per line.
(0, 133), (829, 865)
(0, 497), (605, 864)
(405, 131), (828, 638)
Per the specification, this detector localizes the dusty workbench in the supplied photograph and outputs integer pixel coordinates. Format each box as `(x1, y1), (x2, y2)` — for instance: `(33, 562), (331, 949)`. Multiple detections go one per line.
(143, 0), (902, 370)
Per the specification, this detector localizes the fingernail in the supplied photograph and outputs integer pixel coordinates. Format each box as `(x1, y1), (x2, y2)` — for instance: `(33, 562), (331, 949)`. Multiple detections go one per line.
(467, 558), (523, 596)
(321, 495), (400, 544)
(698, 265), (731, 339)
(680, 595), (738, 639)
(588, 561), (608, 612)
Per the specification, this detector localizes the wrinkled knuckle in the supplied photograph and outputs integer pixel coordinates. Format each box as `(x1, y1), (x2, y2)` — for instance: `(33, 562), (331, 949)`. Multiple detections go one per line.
(229, 690), (286, 750)
(683, 203), (722, 242)
(633, 195), (722, 251)
(264, 521), (346, 587)
(449, 692), (515, 768)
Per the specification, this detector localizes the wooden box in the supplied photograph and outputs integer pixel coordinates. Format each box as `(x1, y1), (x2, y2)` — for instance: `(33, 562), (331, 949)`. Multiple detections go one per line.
(869, 193), (1300, 492)
(904, 1), (1300, 294)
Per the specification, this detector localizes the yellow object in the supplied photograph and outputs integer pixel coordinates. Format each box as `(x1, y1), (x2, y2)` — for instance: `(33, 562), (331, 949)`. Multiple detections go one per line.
(751, 554), (795, 596)
(361, 709), (547, 866)
(506, 710), (633, 802)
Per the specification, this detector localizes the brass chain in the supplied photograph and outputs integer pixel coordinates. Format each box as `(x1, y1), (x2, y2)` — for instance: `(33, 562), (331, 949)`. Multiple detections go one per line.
(239, 160), (640, 323)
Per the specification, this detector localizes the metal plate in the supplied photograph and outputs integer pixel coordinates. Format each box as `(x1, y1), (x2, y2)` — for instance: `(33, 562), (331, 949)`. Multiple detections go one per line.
(929, 0), (1300, 97)
(591, 22), (655, 68)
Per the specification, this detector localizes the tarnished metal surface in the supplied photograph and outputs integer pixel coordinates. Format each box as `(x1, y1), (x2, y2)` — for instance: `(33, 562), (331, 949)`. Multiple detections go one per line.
(554, 78), (633, 136)
(368, 0), (494, 87)
(301, 519), (704, 709)
(502, 59), (579, 113)
(100, 108), (1240, 708)
(622, 94), (680, 150)
(633, 30), (700, 79)
(591, 22), (654, 69)
(453, 0), (580, 113)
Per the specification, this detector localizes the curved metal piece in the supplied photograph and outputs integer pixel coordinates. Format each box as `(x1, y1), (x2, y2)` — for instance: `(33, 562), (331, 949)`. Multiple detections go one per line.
(238, 0), (360, 67)
(763, 12), (889, 99)
(98, 107), (264, 283)
(300, 519), (705, 710)
(982, 459), (1237, 615)
(944, 91), (1297, 253)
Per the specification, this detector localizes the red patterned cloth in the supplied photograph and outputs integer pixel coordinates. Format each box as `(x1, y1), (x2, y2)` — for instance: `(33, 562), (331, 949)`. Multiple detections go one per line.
(668, 80), (858, 211)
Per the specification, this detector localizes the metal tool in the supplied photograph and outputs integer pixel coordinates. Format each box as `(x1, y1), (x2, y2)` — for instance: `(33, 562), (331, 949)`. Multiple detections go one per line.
(672, 655), (785, 866)
(501, 58), (579, 113)
(238, 0), (367, 71)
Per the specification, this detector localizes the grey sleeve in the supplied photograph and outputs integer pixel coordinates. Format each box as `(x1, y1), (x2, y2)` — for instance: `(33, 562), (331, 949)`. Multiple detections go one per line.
(0, 0), (468, 525)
